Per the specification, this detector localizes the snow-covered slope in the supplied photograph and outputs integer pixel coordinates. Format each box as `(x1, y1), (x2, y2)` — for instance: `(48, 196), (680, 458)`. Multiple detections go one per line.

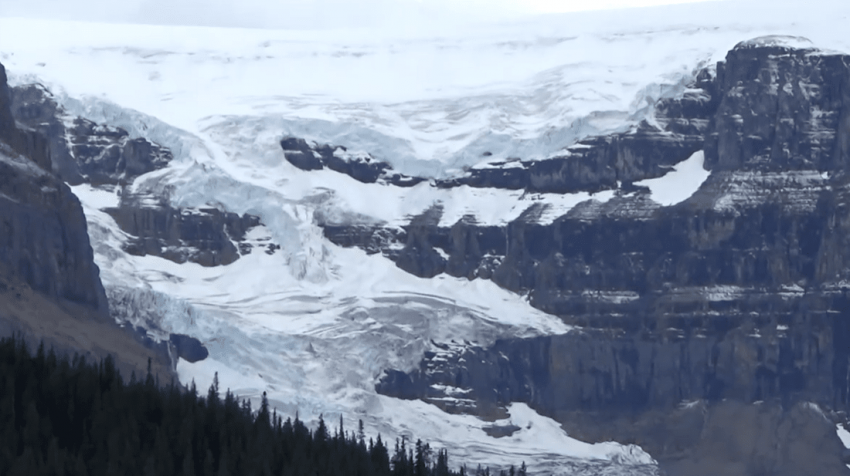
(4, 0), (850, 176)
(3, 0), (850, 472)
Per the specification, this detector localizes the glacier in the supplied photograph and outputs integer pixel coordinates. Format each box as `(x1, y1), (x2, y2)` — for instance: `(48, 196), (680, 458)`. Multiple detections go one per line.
(4, 0), (850, 473)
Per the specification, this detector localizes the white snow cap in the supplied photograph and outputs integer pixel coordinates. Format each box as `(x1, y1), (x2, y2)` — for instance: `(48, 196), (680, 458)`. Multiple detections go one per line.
(734, 35), (815, 51)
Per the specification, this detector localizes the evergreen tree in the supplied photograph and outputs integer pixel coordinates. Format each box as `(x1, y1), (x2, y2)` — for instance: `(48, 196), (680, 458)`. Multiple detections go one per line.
(0, 335), (510, 476)
(414, 439), (427, 476)
(316, 414), (329, 446)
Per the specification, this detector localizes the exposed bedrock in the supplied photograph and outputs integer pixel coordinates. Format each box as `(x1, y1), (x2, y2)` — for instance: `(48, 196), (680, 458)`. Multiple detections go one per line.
(705, 40), (850, 172)
(105, 198), (263, 267)
(442, 121), (706, 194)
(0, 65), (107, 315)
(0, 147), (109, 314)
(9, 83), (173, 185)
(0, 64), (51, 171)
(378, 303), (848, 416)
(370, 39), (850, 475)
(0, 61), (178, 379)
(280, 137), (424, 186)
(169, 333), (209, 363)
(378, 303), (850, 475)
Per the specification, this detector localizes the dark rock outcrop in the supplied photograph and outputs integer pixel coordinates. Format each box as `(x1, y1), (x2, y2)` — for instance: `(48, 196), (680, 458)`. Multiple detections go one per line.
(169, 333), (209, 363)
(440, 119), (706, 194)
(705, 38), (850, 172)
(281, 137), (425, 186)
(10, 83), (172, 185)
(105, 198), (262, 267)
(0, 65), (51, 171)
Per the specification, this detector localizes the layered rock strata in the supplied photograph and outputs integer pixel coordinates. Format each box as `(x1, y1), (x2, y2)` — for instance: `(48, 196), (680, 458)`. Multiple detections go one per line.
(328, 37), (850, 475)
(105, 197), (263, 267)
(0, 61), (179, 379)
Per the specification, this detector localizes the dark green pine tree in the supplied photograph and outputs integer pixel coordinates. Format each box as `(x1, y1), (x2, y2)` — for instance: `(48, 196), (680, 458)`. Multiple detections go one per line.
(435, 449), (450, 476)
(0, 335), (511, 476)
(414, 439), (428, 476)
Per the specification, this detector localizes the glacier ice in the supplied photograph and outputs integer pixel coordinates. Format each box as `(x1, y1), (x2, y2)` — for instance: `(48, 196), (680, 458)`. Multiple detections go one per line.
(6, 0), (850, 472)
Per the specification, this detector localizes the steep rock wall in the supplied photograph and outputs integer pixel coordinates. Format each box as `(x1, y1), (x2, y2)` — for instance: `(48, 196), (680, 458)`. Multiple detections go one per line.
(366, 39), (850, 475)
(0, 60), (181, 380)
(0, 64), (108, 315)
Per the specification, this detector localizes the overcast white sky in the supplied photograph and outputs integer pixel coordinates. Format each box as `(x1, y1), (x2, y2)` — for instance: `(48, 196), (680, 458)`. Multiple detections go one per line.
(0, 0), (721, 30)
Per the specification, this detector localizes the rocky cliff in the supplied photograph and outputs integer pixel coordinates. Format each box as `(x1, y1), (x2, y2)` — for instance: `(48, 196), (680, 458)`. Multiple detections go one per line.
(0, 64), (51, 172)
(105, 197), (263, 267)
(303, 37), (850, 474)
(9, 83), (269, 268)
(0, 65), (108, 316)
(10, 84), (172, 185)
(0, 61), (182, 380)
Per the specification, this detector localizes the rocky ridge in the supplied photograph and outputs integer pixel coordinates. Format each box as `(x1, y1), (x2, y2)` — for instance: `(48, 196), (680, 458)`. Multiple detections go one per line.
(0, 67), (108, 316)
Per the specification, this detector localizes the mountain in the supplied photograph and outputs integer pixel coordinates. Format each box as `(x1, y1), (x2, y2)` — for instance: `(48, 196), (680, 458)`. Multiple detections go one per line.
(3, 1), (850, 475)
(317, 35), (850, 476)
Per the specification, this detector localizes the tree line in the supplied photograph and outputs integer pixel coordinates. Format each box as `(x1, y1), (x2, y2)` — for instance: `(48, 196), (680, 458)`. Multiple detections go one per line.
(0, 336), (525, 476)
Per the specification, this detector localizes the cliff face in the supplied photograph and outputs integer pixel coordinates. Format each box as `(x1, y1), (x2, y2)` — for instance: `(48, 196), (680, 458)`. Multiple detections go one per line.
(706, 38), (850, 173)
(0, 155), (109, 313)
(10, 84), (172, 185)
(0, 64), (108, 316)
(10, 83), (268, 268)
(377, 322), (848, 474)
(332, 38), (850, 474)
(0, 65), (51, 172)
(105, 199), (262, 267)
(319, 38), (850, 324)
(0, 61), (179, 380)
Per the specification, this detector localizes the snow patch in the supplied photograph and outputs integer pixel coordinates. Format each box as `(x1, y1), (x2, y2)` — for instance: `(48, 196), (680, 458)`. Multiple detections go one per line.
(634, 150), (710, 207)
(69, 184), (121, 209)
(836, 422), (850, 469)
